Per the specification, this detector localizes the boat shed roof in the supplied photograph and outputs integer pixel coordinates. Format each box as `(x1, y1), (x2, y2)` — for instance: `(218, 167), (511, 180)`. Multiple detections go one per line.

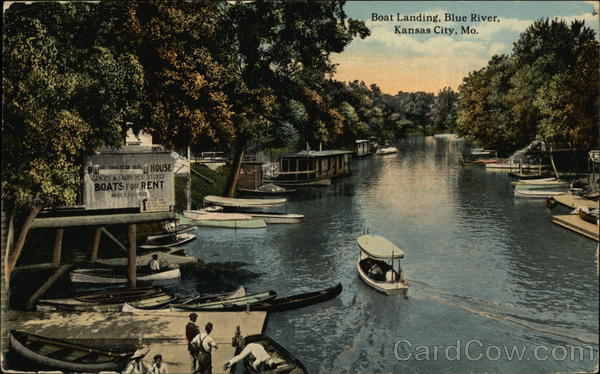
(282, 150), (352, 158)
(357, 235), (405, 259)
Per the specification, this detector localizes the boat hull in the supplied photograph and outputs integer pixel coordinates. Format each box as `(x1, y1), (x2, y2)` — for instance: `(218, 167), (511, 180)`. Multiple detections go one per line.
(70, 267), (181, 284)
(356, 255), (407, 296)
(263, 178), (331, 186)
(9, 331), (133, 372)
(170, 291), (277, 311)
(238, 283), (342, 312)
(514, 190), (566, 198)
(195, 219), (266, 229)
(242, 334), (307, 374)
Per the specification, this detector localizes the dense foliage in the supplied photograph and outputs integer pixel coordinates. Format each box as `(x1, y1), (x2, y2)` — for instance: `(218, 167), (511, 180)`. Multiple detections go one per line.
(456, 18), (599, 155)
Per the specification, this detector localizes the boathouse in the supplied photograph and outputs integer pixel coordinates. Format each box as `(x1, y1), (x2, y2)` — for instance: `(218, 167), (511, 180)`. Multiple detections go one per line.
(269, 150), (352, 186)
(354, 140), (375, 157)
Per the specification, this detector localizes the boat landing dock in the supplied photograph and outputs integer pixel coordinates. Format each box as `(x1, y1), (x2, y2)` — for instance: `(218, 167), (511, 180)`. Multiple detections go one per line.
(552, 193), (598, 209)
(552, 215), (599, 241)
(1, 310), (267, 374)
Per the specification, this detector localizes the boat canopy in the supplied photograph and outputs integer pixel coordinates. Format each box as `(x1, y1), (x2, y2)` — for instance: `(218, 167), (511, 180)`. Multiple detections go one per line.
(204, 195), (286, 208)
(357, 235), (405, 259)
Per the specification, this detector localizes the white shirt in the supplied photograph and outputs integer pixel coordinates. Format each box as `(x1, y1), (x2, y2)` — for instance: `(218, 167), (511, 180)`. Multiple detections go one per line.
(149, 362), (167, 374)
(225, 343), (271, 369)
(191, 331), (217, 353)
(149, 259), (160, 271)
(122, 359), (148, 374)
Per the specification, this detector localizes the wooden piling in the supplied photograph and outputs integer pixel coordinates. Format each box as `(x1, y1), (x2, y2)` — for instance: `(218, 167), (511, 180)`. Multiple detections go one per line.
(90, 227), (102, 262)
(51, 228), (64, 268)
(128, 224), (137, 288)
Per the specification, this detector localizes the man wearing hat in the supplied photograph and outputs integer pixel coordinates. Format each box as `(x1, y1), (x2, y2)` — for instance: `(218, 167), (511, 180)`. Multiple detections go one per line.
(186, 313), (200, 371)
(191, 322), (218, 374)
(122, 349), (149, 374)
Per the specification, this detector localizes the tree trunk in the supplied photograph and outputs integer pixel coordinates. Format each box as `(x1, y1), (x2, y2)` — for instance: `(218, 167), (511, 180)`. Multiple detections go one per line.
(226, 144), (245, 197)
(4, 205), (41, 287)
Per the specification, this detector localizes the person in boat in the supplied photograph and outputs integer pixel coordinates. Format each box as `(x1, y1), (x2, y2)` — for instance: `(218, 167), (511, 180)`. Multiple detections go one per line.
(223, 342), (275, 371)
(368, 263), (384, 281)
(191, 322), (218, 374)
(149, 354), (167, 374)
(148, 254), (160, 271)
(186, 313), (201, 372)
(122, 350), (149, 374)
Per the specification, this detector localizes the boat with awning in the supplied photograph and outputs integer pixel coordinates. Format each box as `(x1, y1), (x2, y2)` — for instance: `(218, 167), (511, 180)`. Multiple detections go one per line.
(356, 235), (408, 296)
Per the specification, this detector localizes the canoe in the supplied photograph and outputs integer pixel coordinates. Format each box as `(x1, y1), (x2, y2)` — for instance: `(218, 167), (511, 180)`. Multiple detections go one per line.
(37, 287), (166, 310)
(55, 294), (177, 312)
(122, 286), (246, 312)
(356, 235), (408, 296)
(204, 195), (287, 208)
(9, 330), (136, 372)
(183, 210), (253, 221)
(139, 233), (196, 250)
(70, 267), (181, 284)
(233, 283), (342, 312)
(195, 218), (267, 229)
(170, 291), (277, 311)
(512, 178), (570, 190)
(514, 189), (566, 198)
(241, 334), (307, 374)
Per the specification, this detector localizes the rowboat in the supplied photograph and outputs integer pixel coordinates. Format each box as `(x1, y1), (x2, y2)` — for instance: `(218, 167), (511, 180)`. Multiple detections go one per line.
(9, 330), (138, 372)
(183, 210), (252, 221)
(230, 211), (305, 224)
(231, 283), (342, 312)
(170, 291), (277, 311)
(263, 177), (331, 186)
(356, 235), (408, 296)
(70, 266), (181, 284)
(512, 178), (570, 190)
(514, 189), (566, 198)
(37, 287), (167, 310)
(579, 207), (599, 225)
(122, 286), (246, 312)
(241, 334), (307, 374)
(55, 294), (176, 312)
(144, 223), (195, 242)
(195, 218), (267, 229)
(237, 183), (296, 196)
(375, 146), (398, 155)
(139, 233), (196, 250)
(204, 195), (287, 208)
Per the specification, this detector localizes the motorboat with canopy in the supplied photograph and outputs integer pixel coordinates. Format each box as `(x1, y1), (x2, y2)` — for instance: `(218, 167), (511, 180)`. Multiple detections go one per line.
(356, 235), (408, 296)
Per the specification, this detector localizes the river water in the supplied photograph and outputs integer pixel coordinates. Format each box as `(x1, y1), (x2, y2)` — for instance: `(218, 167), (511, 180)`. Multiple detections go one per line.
(183, 136), (598, 374)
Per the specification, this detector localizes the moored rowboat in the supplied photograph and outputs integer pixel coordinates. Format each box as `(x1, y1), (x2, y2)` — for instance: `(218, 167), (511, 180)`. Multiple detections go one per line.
(204, 195), (287, 208)
(241, 334), (307, 374)
(9, 330), (138, 372)
(70, 267), (181, 284)
(230, 283), (342, 312)
(122, 286), (246, 312)
(169, 291), (277, 311)
(514, 189), (566, 198)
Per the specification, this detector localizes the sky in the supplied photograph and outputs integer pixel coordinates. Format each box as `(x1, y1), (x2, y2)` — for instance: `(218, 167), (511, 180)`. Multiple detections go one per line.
(331, 1), (599, 94)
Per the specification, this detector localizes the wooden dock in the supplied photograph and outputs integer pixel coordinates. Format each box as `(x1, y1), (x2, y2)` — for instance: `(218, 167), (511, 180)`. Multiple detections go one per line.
(552, 193), (599, 209)
(1, 310), (267, 374)
(552, 215), (599, 241)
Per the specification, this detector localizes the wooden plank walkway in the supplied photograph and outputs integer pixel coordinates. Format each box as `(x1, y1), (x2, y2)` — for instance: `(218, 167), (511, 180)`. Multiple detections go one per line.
(1, 310), (266, 374)
(552, 215), (599, 241)
(553, 193), (599, 209)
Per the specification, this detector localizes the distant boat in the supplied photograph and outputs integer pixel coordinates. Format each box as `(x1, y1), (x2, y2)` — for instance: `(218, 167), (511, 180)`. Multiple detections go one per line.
(375, 146), (399, 155)
(508, 171), (552, 179)
(195, 218), (267, 229)
(204, 195), (287, 208)
(512, 178), (570, 190)
(237, 183), (296, 196)
(241, 334), (307, 374)
(169, 290), (277, 311)
(9, 330), (138, 372)
(70, 266), (181, 284)
(231, 283), (342, 312)
(356, 235), (408, 296)
(143, 224), (195, 242)
(514, 189), (566, 198)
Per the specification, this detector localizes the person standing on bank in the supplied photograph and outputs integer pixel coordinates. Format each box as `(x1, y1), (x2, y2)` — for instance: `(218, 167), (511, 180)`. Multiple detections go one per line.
(191, 322), (218, 374)
(186, 313), (200, 371)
